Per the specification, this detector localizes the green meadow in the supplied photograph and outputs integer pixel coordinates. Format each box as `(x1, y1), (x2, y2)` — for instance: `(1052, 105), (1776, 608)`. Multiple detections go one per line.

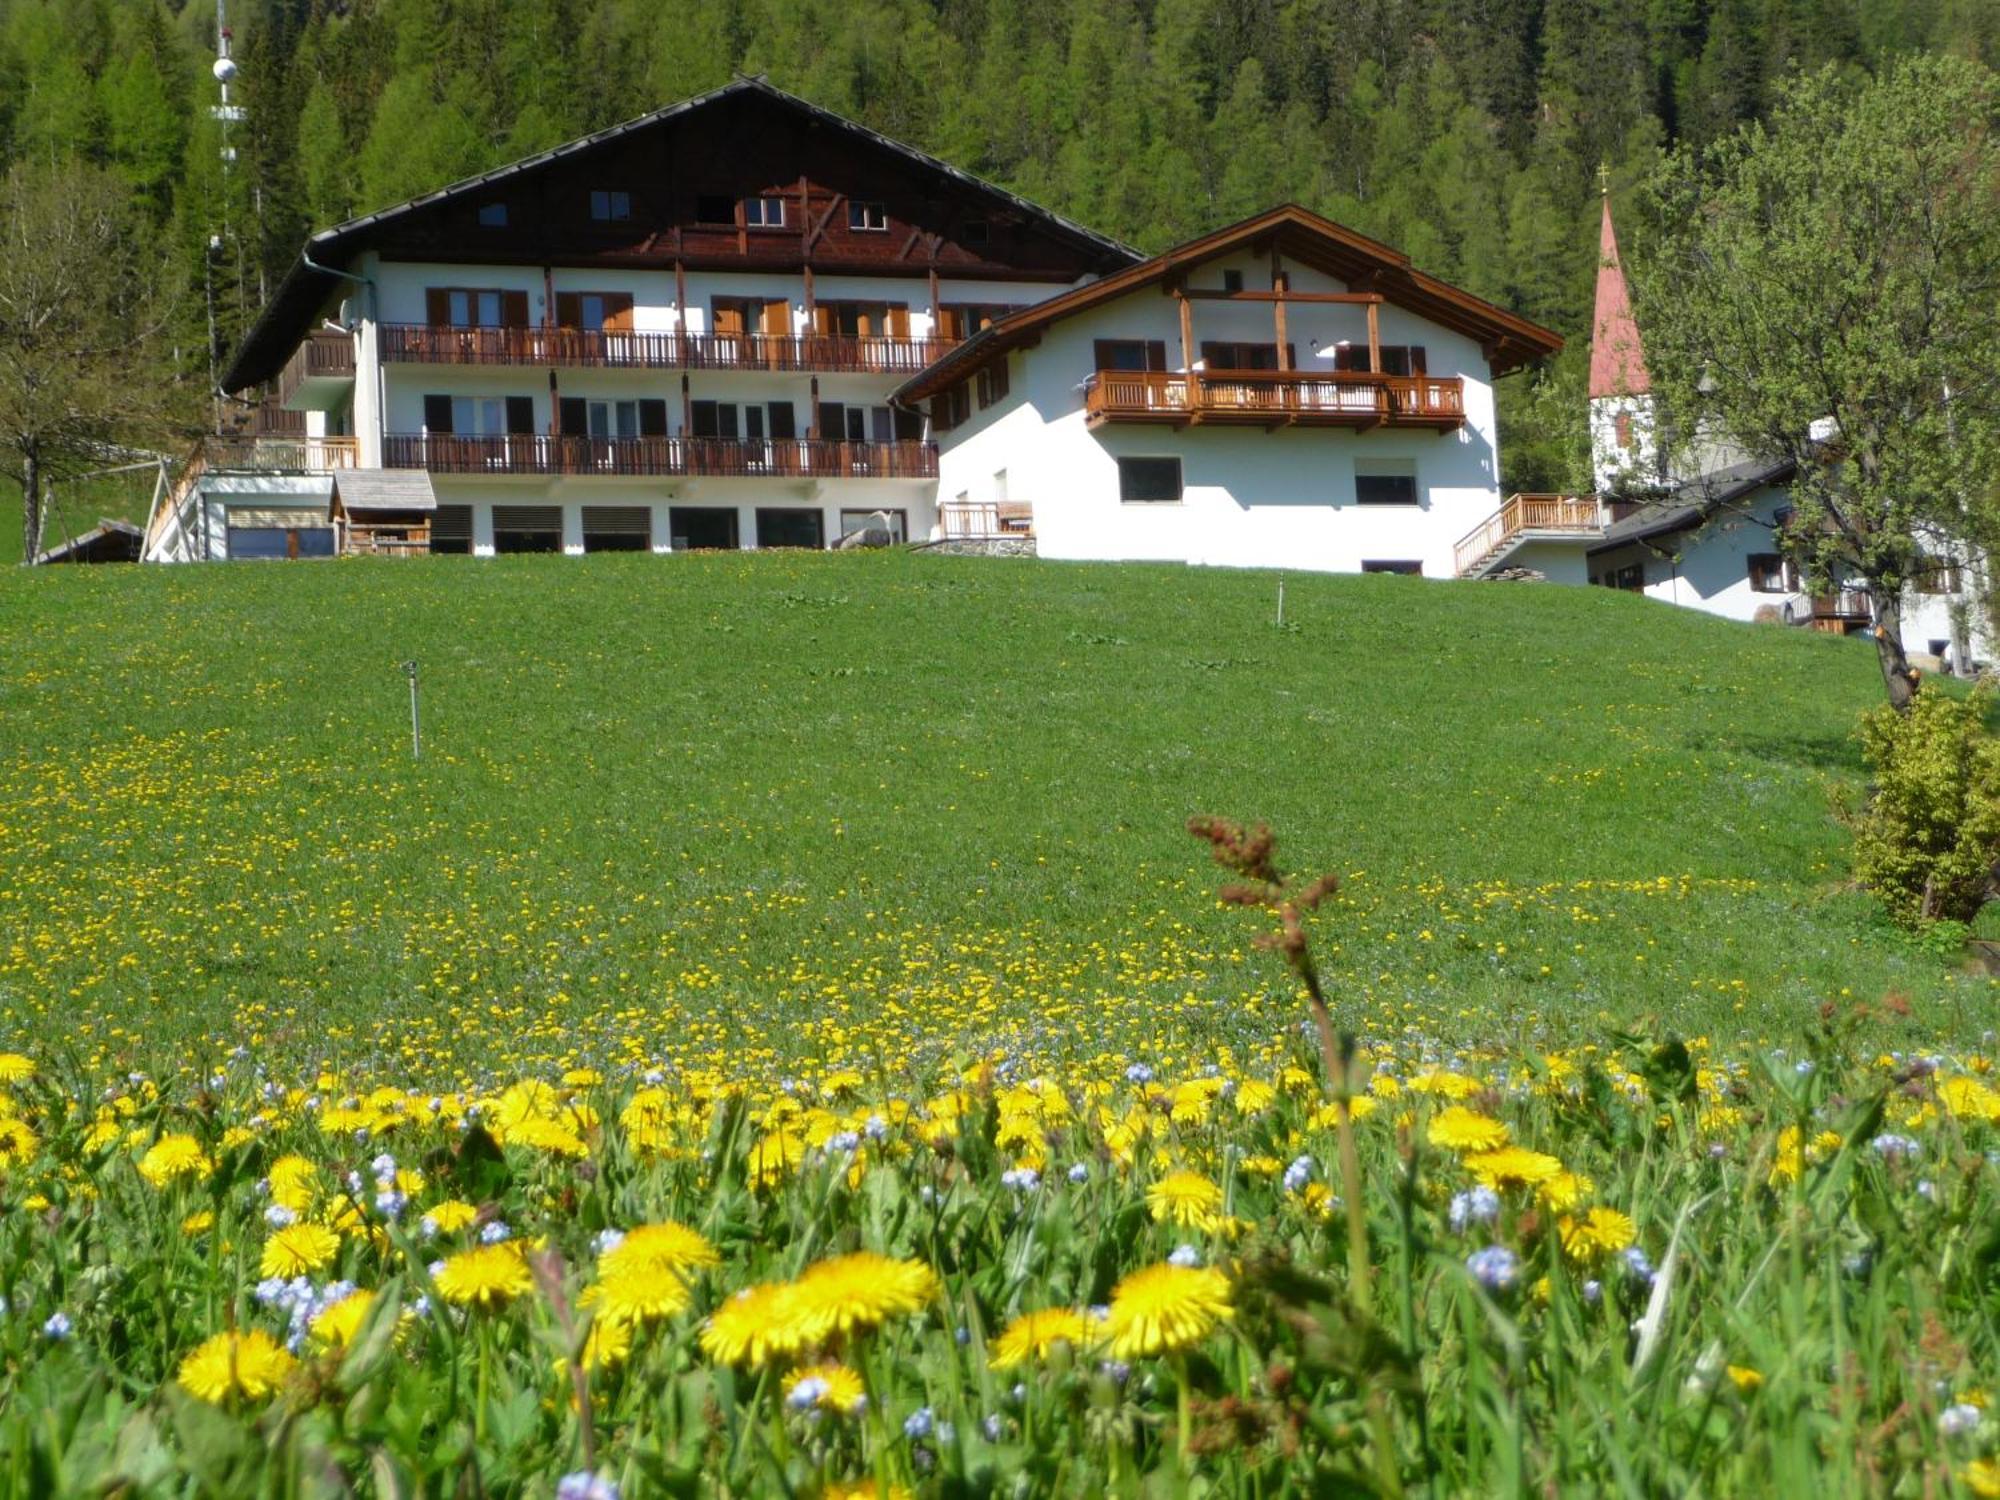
(0, 550), (1979, 1085)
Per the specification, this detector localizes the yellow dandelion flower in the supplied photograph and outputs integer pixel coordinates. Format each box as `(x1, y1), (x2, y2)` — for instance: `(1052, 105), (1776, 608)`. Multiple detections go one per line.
(1559, 1207), (1637, 1261)
(180, 1209), (216, 1236)
(580, 1264), (692, 1327)
(137, 1133), (211, 1188)
(268, 1154), (320, 1213)
(785, 1252), (939, 1345)
(433, 1244), (533, 1309)
(260, 1222), (341, 1279)
(1939, 1076), (2000, 1124)
(309, 1288), (409, 1349)
(0, 1117), (38, 1167)
(750, 1125), (807, 1188)
(1146, 1170), (1224, 1229)
(1726, 1365), (1763, 1393)
(699, 1281), (800, 1367)
(1234, 1080), (1276, 1114)
(176, 1330), (297, 1406)
(1105, 1262), (1233, 1359)
(0, 1054), (33, 1083)
(823, 1482), (913, 1500)
(599, 1220), (719, 1280)
(423, 1199), (479, 1233)
(1969, 1461), (2000, 1500)
(1537, 1171), (1596, 1213)
(1427, 1107), (1510, 1153)
(783, 1361), (869, 1414)
(990, 1307), (1097, 1369)
(1465, 1146), (1564, 1190)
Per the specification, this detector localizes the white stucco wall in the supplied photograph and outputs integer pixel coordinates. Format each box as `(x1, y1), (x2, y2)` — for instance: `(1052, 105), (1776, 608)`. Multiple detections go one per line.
(1588, 393), (1659, 494)
(933, 252), (1504, 577)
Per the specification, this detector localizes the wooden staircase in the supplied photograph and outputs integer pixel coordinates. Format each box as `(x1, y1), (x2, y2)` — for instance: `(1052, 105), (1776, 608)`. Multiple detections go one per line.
(1454, 493), (1604, 578)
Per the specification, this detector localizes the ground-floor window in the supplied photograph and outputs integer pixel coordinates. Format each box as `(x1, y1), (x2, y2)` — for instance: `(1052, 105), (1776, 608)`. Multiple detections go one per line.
(582, 506), (651, 552)
(1747, 553), (1799, 593)
(431, 505), (473, 555)
(1118, 456), (1182, 503)
(839, 509), (906, 544)
(1605, 563), (1644, 591)
(1361, 559), (1422, 576)
(227, 525), (334, 560)
(669, 507), (738, 550)
(492, 504), (562, 554)
(756, 508), (825, 549)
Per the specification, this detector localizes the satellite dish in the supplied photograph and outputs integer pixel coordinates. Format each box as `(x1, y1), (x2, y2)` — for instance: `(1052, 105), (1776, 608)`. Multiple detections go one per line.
(212, 56), (238, 84)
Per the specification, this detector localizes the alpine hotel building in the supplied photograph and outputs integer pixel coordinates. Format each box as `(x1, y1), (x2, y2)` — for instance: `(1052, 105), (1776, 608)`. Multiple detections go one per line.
(159, 77), (1566, 572)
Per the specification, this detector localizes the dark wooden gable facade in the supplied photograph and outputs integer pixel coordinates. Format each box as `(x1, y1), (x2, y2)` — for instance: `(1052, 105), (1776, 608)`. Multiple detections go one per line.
(225, 78), (1137, 391)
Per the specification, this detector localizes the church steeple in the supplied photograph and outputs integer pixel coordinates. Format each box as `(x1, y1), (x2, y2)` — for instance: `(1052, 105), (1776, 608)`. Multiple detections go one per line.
(1588, 175), (1659, 493)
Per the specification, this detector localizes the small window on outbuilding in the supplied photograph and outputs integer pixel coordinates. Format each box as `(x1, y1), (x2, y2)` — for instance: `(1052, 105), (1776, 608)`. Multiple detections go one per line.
(1117, 456), (1182, 503)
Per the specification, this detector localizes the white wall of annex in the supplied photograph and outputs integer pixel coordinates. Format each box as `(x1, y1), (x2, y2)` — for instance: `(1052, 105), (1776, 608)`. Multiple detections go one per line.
(932, 266), (1503, 576)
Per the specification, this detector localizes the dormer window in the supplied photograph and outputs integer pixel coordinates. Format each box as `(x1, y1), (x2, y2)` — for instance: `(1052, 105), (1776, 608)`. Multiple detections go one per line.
(590, 190), (631, 222)
(744, 196), (786, 228)
(477, 202), (508, 227)
(1222, 269), (1243, 293)
(848, 200), (888, 232)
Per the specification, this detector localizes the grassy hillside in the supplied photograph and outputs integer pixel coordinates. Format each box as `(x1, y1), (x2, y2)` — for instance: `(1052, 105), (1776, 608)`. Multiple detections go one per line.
(0, 551), (1979, 1086)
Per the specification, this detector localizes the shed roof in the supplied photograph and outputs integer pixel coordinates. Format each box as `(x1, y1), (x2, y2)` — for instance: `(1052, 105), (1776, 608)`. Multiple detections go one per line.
(333, 470), (437, 513)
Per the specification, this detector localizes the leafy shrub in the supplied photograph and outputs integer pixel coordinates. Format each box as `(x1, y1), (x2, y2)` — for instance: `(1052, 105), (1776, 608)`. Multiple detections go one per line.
(1852, 685), (2000, 926)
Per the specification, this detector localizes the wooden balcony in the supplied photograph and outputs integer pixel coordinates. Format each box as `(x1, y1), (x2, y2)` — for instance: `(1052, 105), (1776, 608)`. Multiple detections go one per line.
(1784, 589), (1873, 633)
(278, 329), (356, 411)
(1453, 493), (1603, 577)
(204, 435), (359, 472)
(939, 500), (1034, 539)
(1084, 368), (1466, 430)
(382, 433), (938, 480)
(378, 324), (957, 376)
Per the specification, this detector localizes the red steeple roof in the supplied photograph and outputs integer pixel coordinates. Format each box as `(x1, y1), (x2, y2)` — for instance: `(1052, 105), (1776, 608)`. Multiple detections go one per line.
(1589, 191), (1650, 400)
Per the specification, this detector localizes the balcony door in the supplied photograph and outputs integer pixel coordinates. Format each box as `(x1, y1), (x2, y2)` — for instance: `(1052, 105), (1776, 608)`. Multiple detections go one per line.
(424, 287), (530, 360)
(554, 292), (636, 362)
(711, 298), (790, 366)
(422, 394), (535, 469)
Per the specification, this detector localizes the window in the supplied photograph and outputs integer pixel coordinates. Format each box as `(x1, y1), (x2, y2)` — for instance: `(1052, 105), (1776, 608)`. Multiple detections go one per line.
(1614, 410), (1635, 451)
(756, 508), (824, 549)
(1362, 560), (1422, 576)
(848, 200), (888, 231)
(1748, 553), (1800, 593)
(1094, 339), (1168, 372)
(976, 359), (1010, 409)
(933, 383), (971, 431)
(1222, 269), (1244, 293)
(477, 202), (508, 227)
(424, 394), (535, 437)
(426, 287), (528, 329)
(227, 525), (334, 560)
(1355, 471), (1419, 505)
(1201, 340), (1285, 371)
(586, 400), (641, 440)
(1332, 344), (1428, 375)
(1610, 562), (1645, 592)
(938, 303), (1020, 338)
(581, 505), (651, 552)
(744, 196), (786, 228)
(1913, 559), (1963, 594)
(1118, 456), (1182, 503)
(841, 509), (907, 543)
(492, 505), (562, 554)
(669, 507), (739, 550)
(590, 189), (631, 222)
(554, 291), (635, 334)
(695, 194), (736, 225)
(431, 505), (473, 555)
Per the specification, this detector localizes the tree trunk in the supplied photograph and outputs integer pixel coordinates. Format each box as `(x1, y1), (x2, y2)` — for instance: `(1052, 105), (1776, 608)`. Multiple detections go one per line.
(1872, 586), (1919, 710)
(19, 447), (40, 565)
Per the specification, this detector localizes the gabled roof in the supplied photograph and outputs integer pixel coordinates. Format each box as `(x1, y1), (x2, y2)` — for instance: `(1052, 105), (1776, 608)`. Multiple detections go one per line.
(1589, 193), (1650, 401)
(333, 470), (436, 512)
(1587, 456), (1795, 553)
(894, 203), (1565, 402)
(33, 519), (143, 566)
(223, 76), (1140, 392)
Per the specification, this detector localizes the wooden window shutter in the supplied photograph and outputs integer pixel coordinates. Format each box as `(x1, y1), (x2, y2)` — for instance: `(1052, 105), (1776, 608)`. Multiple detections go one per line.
(712, 301), (745, 336)
(604, 294), (635, 333)
(423, 394), (454, 432)
(938, 306), (963, 340)
(555, 292), (581, 329)
(638, 399), (668, 437)
(1335, 345), (1368, 372)
(504, 396), (535, 434)
(818, 401), (846, 438)
(1199, 341), (1225, 367)
(812, 304), (831, 336)
(558, 397), (587, 435)
(1284, 343), (1296, 370)
(1146, 340), (1168, 372)
(717, 404), (739, 439)
(691, 400), (719, 438)
(425, 289), (451, 327)
(1092, 339), (1117, 371)
(502, 290), (530, 328)
(888, 304), (910, 338)
(760, 300), (789, 336)
(1409, 346), (1427, 374)
(767, 402), (797, 439)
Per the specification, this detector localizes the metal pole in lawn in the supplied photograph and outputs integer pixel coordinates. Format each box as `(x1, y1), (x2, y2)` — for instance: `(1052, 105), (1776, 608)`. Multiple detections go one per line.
(1276, 579), (1285, 627)
(403, 660), (421, 759)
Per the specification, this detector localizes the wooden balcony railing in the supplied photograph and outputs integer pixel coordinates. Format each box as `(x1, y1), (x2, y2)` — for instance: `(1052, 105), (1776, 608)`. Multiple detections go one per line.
(381, 433), (938, 479)
(378, 324), (957, 375)
(1084, 368), (1466, 429)
(1452, 492), (1603, 576)
(204, 435), (359, 472)
(278, 329), (356, 407)
(938, 500), (1034, 539)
